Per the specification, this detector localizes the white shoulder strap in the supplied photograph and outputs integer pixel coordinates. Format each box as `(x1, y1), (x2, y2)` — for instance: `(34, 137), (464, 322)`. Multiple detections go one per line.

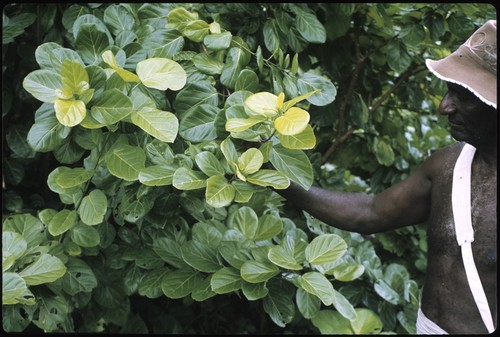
(451, 143), (494, 333)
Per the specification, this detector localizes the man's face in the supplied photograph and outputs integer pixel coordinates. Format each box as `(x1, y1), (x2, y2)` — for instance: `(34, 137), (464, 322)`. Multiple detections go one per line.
(439, 82), (497, 147)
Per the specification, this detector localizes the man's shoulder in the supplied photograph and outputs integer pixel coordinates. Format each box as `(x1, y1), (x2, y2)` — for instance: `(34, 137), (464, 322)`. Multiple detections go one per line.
(421, 142), (464, 177)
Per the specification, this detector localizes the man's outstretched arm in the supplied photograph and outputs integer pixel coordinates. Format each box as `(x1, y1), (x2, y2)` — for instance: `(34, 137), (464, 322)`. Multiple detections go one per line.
(275, 162), (434, 234)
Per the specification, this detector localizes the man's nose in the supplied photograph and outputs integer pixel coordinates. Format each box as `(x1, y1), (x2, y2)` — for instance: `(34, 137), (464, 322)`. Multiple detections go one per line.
(438, 94), (456, 115)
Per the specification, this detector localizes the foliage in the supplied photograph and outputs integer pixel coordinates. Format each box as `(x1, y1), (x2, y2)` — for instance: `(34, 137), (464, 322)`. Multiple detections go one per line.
(2, 3), (494, 334)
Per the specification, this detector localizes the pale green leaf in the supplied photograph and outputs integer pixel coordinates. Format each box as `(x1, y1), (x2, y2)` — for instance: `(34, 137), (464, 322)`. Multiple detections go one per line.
(2, 272), (29, 305)
(268, 246), (303, 270)
(48, 209), (78, 236)
(18, 254), (67, 286)
(22, 69), (61, 103)
(278, 124), (316, 150)
(240, 260), (279, 283)
(136, 58), (187, 91)
(305, 234), (347, 265)
(237, 148), (263, 175)
(269, 146), (314, 190)
(205, 174), (235, 208)
(139, 164), (176, 186)
(244, 92), (278, 117)
(246, 169), (290, 189)
(105, 144), (146, 181)
(172, 167), (207, 190)
(78, 189), (107, 226)
(54, 99), (87, 127)
(298, 271), (334, 306)
(131, 107), (179, 143)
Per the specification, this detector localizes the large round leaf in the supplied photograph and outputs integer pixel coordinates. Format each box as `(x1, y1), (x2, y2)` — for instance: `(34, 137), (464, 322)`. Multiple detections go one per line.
(137, 58), (187, 91)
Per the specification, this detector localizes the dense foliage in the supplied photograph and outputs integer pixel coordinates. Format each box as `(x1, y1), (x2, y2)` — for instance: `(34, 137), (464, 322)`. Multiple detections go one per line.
(2, 3), (494, 334)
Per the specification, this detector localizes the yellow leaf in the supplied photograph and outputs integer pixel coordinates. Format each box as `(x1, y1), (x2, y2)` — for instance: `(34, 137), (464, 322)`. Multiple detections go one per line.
(101, 50), (140, 83)
(245, 92), (278, 117)
(274, 107), (310, 135)
(54, 99), (86, 127)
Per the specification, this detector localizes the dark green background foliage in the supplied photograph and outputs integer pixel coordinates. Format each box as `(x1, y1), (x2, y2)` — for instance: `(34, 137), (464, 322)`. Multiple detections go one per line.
(2, 3), (495, 334)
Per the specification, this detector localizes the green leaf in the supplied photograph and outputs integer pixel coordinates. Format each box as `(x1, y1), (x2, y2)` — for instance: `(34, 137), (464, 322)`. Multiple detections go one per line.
(139, 164), (176, 186)
(55, 167), (94, 188)
(137, 58), (187, 91)
(235, 69), (259, 92)
(70, 224), (100, 247)
(262, 281), (295, 327)
(210, 267), (242, 294)
(225, 116), (266, 132)
(179, 104), (219, 142)
(278, 124), (316, 150)
(220, 47), (251, 89)
(22, 69), (61, 103)
(332, 262), (365, 282)
(2, 12), (36, 44)
(351, 308), (383, 334)
(220, 137), (238, 164)
(2, 272), (29, 305)
(181, 240), (221, 273)
(27, 111), (69, 152)
(103, 4), (135, 35)
(253, 214), (284, 241)
(373, 137), (395, 166)
(238, 148), (263, 175)
(205, 175), (235, 208)
(246, 169), (290, 189)
(297, 72), (336, 106)
(232, 206), (259, 239)
(204, 31), (232, 50)
(131, 107), (179, 143)
(269, 146), (313, 190)
(3, 231), (27, 271)
(90, 89), (134, 125)
(48, 209), (78, 236)
(18, 254), (67, 286)
(183, 19), (210, 42)
(78, 189), (107, 225)
(296, 288), (321, 319)
(195, 151), (225, 176)
(294, 7), (326, 43)
(101, 50), (140, 82)
(240, 260), (280, 283)
(2, 214), (45, 247)
(106, 144), (146, 181)
(191, 275), (217, 301)
(298, 271), (334, 306)
(332, 289), (357, 321)
(232, 180), (256, 203)
(161, 268), (203, 299)
(242, 281), (269, 301)
(153, 237), (187, 269)
(61, 258), (98, 295)
(192, 53), (224, 75)
(374, 279), (400, 305)
(305, 234), (347, 266)
(172, 167), (207, 190)
(311, 310), (353, 334)
(268, 246), (302, 270)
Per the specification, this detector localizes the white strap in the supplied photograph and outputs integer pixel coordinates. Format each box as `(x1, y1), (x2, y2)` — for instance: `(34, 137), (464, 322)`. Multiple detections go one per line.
(452, 143), (494, 333)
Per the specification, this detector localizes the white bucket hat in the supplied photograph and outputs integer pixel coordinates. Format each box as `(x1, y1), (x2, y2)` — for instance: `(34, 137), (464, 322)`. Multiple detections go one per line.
(425, 20), (497, 109)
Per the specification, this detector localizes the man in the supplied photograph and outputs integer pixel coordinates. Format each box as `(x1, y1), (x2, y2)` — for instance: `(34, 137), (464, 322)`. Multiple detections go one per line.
(275, 20), (497, 334)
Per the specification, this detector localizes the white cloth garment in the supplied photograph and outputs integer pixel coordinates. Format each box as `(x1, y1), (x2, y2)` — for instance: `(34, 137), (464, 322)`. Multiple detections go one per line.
(451, 143), (494, 333)
(416, 307), (448, 334)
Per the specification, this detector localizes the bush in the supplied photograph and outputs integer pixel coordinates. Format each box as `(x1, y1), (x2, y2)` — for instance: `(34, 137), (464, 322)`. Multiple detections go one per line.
(2, 3), (494, 334)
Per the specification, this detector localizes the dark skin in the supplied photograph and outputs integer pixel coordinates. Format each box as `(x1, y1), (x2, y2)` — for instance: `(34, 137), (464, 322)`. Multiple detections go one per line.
(276, 82), (497, 334)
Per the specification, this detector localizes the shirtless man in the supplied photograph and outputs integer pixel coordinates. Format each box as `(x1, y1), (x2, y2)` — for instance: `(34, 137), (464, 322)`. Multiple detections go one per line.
(275, 20), (497, 334)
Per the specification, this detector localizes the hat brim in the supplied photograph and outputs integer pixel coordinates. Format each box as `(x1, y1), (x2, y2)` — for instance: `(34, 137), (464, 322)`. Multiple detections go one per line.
(426, 48), (497, 109)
